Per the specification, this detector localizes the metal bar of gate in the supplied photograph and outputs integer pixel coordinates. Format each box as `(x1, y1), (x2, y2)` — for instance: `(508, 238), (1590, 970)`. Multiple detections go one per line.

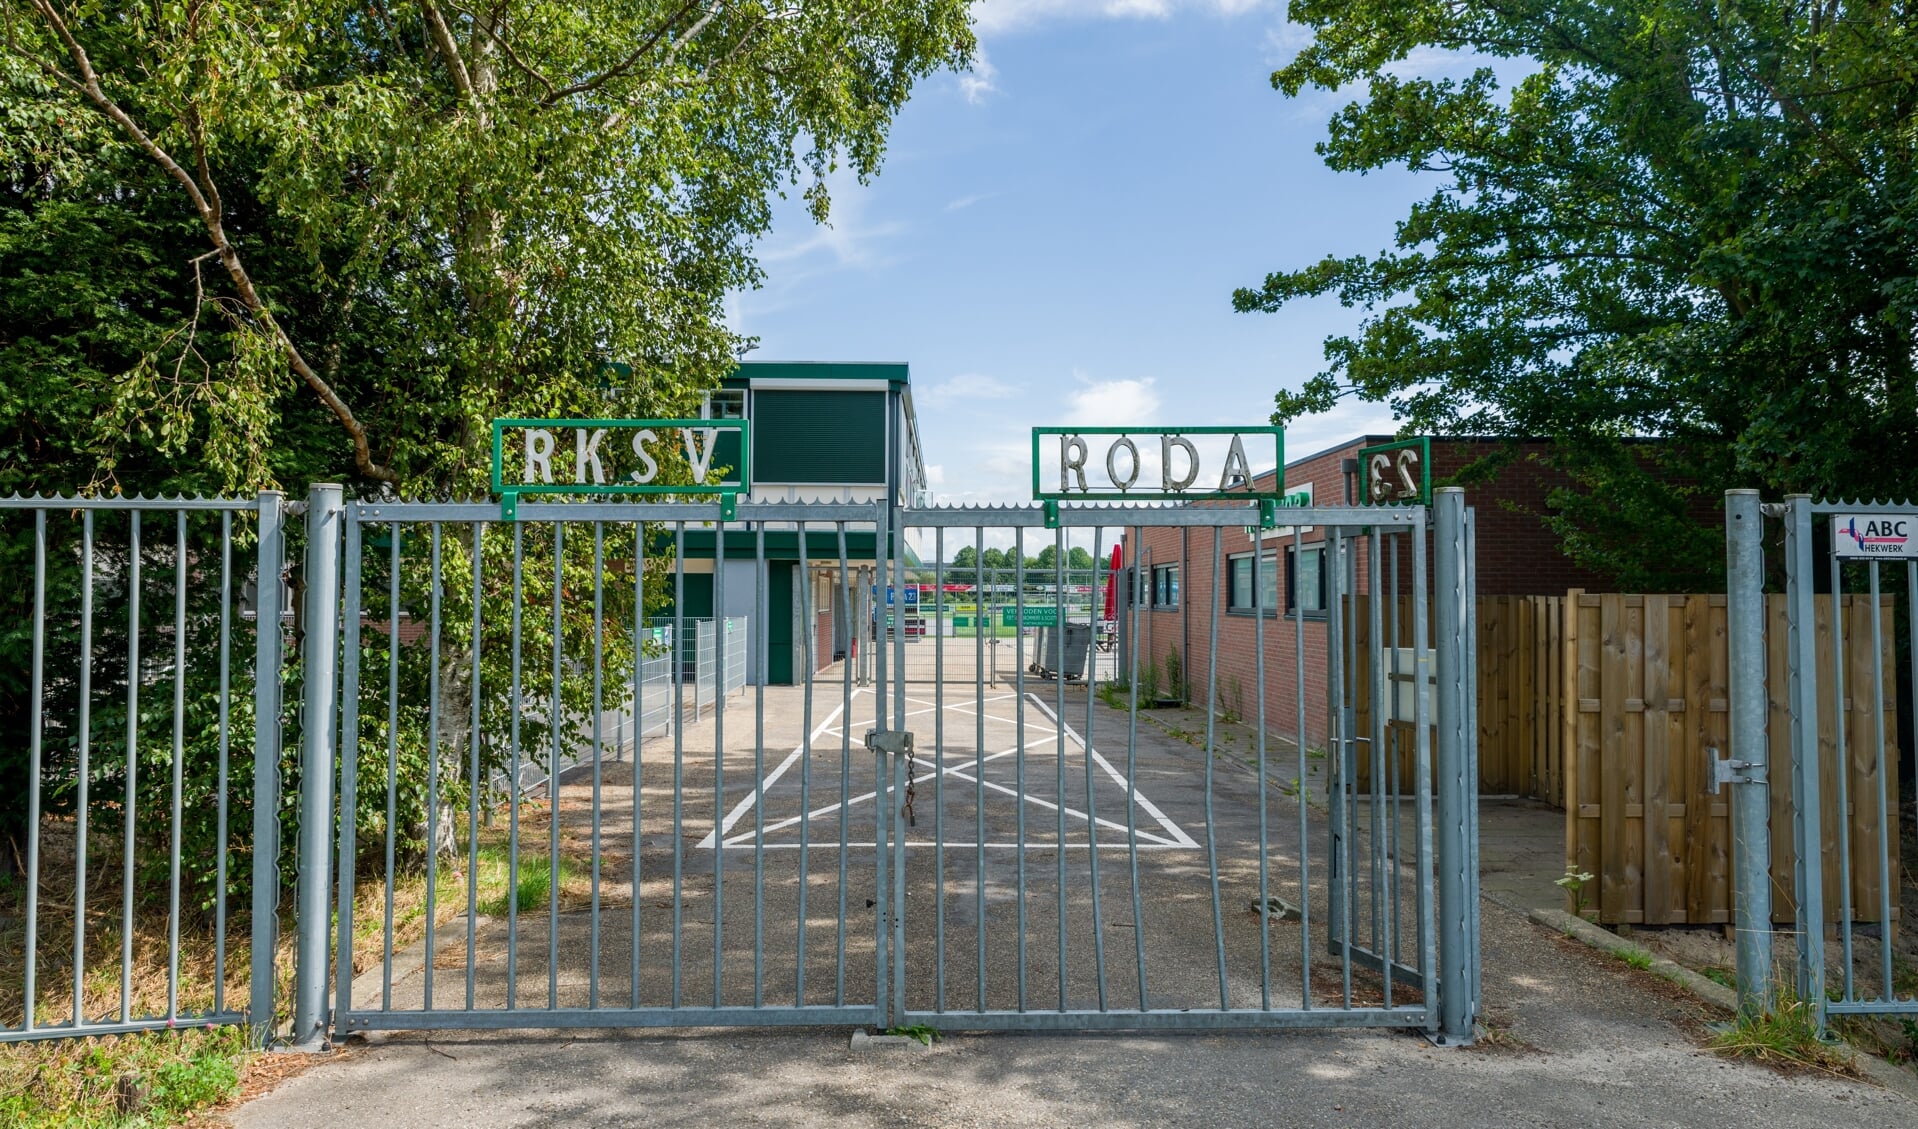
(1783, 496), (1825, 1018)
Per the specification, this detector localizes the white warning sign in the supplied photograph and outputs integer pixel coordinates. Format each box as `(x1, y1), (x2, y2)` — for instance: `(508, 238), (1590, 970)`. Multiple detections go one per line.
(1834, 513), (1918, 559)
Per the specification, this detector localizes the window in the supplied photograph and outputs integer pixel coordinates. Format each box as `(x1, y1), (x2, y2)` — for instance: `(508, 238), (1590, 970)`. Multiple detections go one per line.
(701, 388), (746, 419)
(1286, 544), (1327, 616)
(1228, 552), (1280, 614)
(1151, 564), (1180, 608)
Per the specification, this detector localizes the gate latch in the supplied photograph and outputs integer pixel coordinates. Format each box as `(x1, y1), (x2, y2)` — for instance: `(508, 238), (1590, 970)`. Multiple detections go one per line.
(866, 729), (919, 826)
(865, 729), (915, 758)
(1708, 747), (1764, 793)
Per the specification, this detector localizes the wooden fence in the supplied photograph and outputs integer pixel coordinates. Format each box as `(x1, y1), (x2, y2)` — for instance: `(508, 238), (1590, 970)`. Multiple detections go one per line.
(1346, 589), (1900, 927)
(1563, 591), (1900, 926)
(1349, 595), (1562, 801)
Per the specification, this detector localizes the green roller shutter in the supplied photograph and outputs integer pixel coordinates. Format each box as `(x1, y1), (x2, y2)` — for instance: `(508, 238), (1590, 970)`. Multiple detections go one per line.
(753, 390), (886, 483)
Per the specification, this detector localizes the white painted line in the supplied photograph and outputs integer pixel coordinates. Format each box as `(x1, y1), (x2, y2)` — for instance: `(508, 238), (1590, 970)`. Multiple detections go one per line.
(719, 735), (1057, 846)
(937, 765), (1178, 846)
(1025, 693), (1201, 849)
(718, 842), (1197, 851)
(695, 690), (858, 849)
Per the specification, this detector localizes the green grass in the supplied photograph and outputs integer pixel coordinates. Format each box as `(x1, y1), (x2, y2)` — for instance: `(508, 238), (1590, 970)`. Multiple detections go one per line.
(476, 848), (583, 917)
(1709, 983), (1857, 1076)
(1701, 966), (1737, 990)
(1617, 948), (1655, 972)
(0, 1026), (250, 1128)
(884, 1024), (938, 1046)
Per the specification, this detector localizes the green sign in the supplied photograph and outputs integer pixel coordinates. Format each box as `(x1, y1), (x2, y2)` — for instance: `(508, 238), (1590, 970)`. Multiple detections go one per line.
(1358, 436), (1431, 505)
(1030, 427), (1283, 503)
(490, 417), (750, 520)
(1001, 605), (1060, 628)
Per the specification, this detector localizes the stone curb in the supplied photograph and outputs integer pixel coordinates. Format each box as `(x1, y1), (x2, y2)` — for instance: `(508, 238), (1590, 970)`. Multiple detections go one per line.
(850, 1030), (934, 1052)
(1525, 906), (1739, 1012)
(1524, 904), (1918, 1102)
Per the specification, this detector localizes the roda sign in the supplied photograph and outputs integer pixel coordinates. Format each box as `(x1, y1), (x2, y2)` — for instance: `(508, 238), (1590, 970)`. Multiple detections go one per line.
(1030, 427), (1284, 502)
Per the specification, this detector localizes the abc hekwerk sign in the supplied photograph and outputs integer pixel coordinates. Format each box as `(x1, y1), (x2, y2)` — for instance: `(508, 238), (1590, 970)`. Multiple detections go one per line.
(1834, 512), (1918, 559)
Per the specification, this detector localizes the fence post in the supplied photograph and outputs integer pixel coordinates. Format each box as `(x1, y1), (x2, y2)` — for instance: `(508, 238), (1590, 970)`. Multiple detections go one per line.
(248, 491), (286, 1045)
(1725, 489), (1774, 1017)
(292, 484), (343, 1048)
(1433, 487), (1475, 1043)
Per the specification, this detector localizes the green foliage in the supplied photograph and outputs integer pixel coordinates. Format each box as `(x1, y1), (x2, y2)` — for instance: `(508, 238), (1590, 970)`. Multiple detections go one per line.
(1617, 948), (1654, 972)
(1137, 655), (1162, 705)
(3, 1), (975, 492)
(476, 848), (581, 918)
(0, 1025), (248, 1127)
(1555, 866), (1595, 918)
(884, 1024), (938, 1046)
(0, 0), (973, 878)
(1710, 981), (1857, 1075)
(1241, 1), (1918, 586)
(1163, 645), (1184, 703)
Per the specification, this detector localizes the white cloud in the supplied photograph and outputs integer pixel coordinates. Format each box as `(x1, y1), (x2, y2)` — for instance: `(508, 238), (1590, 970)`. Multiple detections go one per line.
(920, 371), (1020, 407)
(755, 174), (902, 271)
(973, 0), (1273, 35)
(944, 192), (995, 212)
(958, 50), (999, 103)
(1064, 374), (1162, 427)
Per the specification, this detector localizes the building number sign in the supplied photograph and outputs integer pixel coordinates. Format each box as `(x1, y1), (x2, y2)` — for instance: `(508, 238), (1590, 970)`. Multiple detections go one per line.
(1358, 437), (1431, 506)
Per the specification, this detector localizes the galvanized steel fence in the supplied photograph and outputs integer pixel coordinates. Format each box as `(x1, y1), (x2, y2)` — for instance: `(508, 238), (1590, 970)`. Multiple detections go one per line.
(1726, 496), (1915, 1028)
(1, 493), (286, 1045)
(4, 485), (1483, 1045)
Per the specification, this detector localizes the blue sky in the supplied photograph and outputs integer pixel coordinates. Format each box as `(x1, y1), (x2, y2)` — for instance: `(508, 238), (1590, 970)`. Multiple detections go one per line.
(732, 1), (1458, 505)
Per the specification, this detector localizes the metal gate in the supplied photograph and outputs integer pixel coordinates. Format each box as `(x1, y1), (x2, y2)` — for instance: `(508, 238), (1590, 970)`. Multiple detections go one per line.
(325, 491), (1480, 1040)
(1750, 496), (1914, 1028)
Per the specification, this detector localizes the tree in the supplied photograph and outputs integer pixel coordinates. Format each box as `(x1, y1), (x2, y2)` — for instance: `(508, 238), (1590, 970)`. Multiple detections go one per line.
(1236, 0), (1918, 588)
(1068, 547), (1095, 571)
(3, 0), (974, 493)
(0, 1), (973, 878)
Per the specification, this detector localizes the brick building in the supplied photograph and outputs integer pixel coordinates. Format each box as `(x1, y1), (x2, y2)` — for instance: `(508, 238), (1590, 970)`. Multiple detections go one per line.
(1122, 435), (1636, 746)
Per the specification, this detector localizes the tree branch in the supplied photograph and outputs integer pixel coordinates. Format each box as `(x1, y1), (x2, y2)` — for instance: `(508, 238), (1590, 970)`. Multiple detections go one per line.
(541, 0), (706, 106)
(446, 2), (554, 97)
(419, 0), (480, 109)
(23, 0), (399, 482)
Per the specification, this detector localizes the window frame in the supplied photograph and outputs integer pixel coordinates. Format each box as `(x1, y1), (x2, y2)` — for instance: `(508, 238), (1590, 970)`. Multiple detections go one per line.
(1285, 543), (1329, 619)
(701, 388), (747, 420)
(1226, 550), (1280, 617)
(1150, 563), (1181, 609)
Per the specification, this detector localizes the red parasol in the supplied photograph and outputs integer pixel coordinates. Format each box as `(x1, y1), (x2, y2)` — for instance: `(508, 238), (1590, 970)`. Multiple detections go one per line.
(1103, 544), (1122, 621)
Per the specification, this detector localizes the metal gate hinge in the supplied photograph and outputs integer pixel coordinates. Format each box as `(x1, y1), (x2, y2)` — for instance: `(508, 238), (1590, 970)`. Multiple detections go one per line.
(1708, 747), (1766, 793)
(865, 729), (915, 757)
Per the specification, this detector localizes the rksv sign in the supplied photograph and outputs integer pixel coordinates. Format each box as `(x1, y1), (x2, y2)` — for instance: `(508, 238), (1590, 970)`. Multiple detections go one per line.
(490, 418), (749, 519)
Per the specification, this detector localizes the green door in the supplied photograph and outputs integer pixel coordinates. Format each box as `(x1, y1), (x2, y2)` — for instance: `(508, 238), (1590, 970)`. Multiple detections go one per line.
(767, 561), (794, 684)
